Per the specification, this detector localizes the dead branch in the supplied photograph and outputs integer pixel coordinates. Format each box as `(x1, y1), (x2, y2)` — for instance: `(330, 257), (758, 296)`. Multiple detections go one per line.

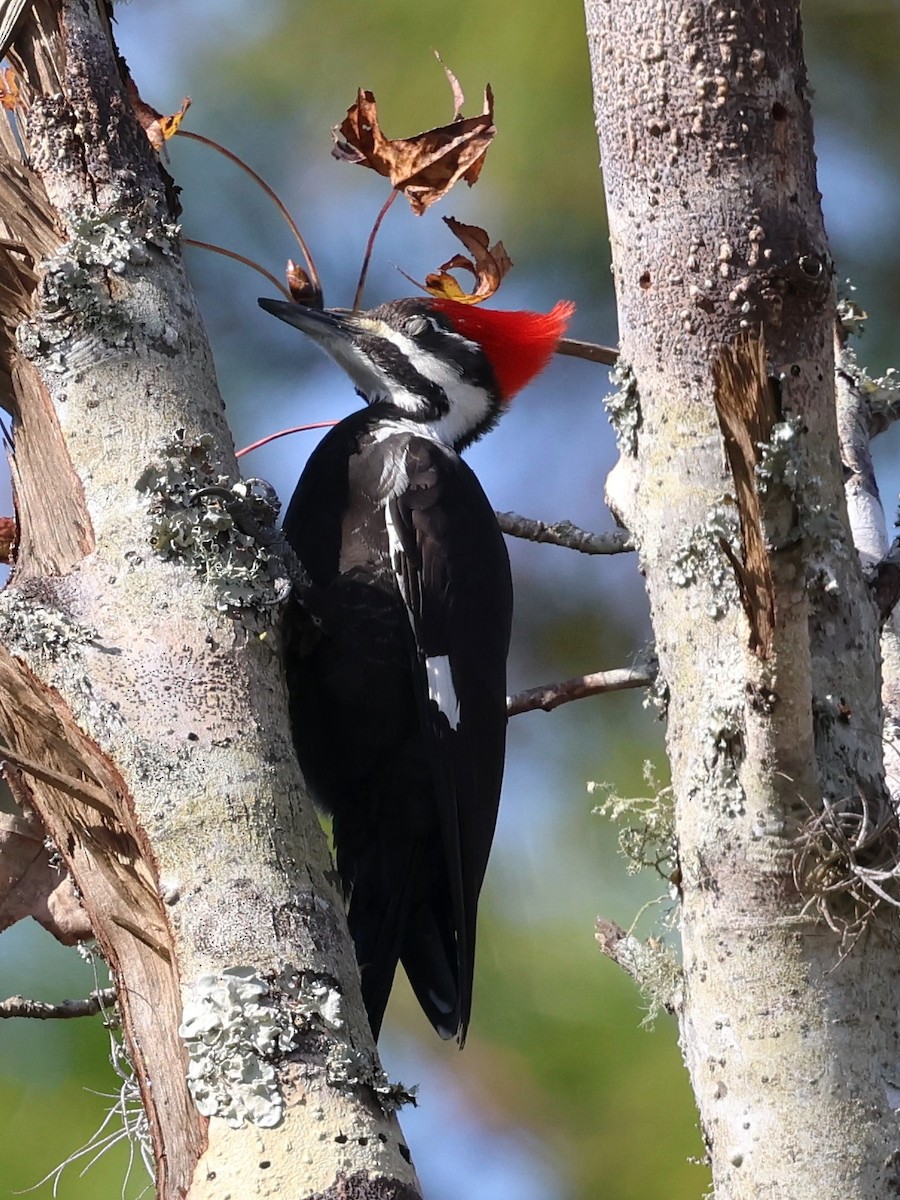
(557, 337), (618, 366)
(508, 664), (653, 716)
(0, 987), (117, 1019)
(496, 510), (632, 555)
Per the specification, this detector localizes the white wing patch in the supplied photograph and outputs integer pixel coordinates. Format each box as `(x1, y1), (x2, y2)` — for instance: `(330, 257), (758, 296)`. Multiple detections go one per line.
(384, 501), (416, 627)
(426, 655), (461, 730)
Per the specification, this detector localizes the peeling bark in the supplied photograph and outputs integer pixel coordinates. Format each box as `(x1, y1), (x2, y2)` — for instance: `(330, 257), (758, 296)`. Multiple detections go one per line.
(0, 2), (421, 1196)
(585, 2), (900, 1197)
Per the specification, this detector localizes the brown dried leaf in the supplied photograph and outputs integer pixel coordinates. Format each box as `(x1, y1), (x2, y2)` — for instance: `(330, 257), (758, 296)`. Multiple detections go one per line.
(332, 75), (495, 215)
(0, 806), (91, 944)
(158, 97), (191, 143)
(286, 259), (323, 307)
(424, 217), (513, 304)
(124, 74), (191, 152)
(0, 67), (22, 112)
(0, 516), (15, 564)
(437, 54), (466, 120)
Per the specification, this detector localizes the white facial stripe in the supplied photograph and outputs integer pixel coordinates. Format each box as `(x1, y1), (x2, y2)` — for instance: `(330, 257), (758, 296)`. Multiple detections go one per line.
(426, 654), (461, 730)
(314, 329), (393, 402)
(377, 327), (494, 446)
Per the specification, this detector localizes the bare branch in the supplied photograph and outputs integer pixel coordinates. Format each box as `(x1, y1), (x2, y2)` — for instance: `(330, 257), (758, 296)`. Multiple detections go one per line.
(556, 337), (618, 366)
(496, 510), (632, 556)
(507, 664), (653, 717)
(0, 988), (117, 1020)
(835, 330), (888, 568)
(594, 918), (679, 1013)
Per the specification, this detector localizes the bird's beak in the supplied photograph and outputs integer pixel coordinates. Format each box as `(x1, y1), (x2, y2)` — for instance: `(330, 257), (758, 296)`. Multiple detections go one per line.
(258, 299), (366, 346)
(259, 299), (388, 400)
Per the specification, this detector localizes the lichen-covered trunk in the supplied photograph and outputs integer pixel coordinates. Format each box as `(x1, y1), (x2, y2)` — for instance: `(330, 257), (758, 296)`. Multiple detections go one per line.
(585, 2), (900, 1196)
(0, 2), (420, 1197)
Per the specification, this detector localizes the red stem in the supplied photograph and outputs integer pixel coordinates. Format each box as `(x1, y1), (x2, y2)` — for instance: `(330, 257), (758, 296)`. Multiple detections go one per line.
(236, 421), (339, 459)
(183, 238), (292, 299)
(352, 190), (399, 312)
(176, 129), (322, 298)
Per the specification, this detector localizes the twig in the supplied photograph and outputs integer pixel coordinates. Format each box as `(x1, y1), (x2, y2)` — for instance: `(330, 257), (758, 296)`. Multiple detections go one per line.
(594, 918), (679, 1012)
(507, 665), (653, 716)
(183, 238), (292, 300)
(496, 511), (632, 555)
(176, 129), (322, 299)
(353, 189), (399, 312)
(556, 337), (618, 366)
(0, 988), (117, 1019)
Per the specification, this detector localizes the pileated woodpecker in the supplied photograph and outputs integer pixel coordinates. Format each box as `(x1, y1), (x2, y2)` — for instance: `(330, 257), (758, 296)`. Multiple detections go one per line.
(259, 294), (573, 1042)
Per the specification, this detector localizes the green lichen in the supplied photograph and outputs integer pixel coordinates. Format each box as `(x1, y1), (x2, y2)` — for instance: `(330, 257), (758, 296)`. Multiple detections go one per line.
(591, 762), (676, 879)
(17, 209), (180, 369)
(606, 359), (641, 455)
(836, 280), (867, 338)
(601, 926), (681, 1027)
(668, 502), (741, 617)
(803, 507), (849, 600)
(137, 431), (287, 612)
(326, 1044), (417, 1114)
(838, 343), (900, 427)
(0, 589), (94, 659)
(702, 703), (746, 817)
(755, 415), (803, 495)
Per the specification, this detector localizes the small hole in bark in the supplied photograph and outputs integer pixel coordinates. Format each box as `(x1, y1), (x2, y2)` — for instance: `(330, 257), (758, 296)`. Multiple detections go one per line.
(799, 254), (823, 277)
(772, 101), (787, 121)
(639, 271), (651, 290)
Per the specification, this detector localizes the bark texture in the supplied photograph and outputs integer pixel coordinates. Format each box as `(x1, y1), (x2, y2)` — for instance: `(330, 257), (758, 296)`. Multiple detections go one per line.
(585, 2), (900, 1197)
(0, 3), (421, 1197)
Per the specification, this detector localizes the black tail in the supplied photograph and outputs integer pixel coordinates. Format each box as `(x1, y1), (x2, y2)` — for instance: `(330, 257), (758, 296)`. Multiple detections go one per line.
(342, 827), (467, 1042)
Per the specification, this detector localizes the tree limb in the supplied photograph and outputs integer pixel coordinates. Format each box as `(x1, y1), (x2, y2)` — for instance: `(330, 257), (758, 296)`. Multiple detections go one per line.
(496, 510), (632, 555)
(0, 987), (117, 1019)
(556, 336), (618, 366)
(508, 664), (653, 716)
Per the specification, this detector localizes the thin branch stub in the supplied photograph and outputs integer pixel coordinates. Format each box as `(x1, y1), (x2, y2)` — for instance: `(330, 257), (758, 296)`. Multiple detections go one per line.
(496, 511), (632, 556)
(0, 988), (117, 1020)
(508, 665), (653, 717)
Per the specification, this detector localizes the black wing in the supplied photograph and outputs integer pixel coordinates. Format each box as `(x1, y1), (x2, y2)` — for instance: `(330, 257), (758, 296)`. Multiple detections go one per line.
(387, 436), (512, 1042)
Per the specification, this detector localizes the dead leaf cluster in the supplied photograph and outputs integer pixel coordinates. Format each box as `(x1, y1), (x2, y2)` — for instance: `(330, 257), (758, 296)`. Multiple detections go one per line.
(333, 64), (495, 216)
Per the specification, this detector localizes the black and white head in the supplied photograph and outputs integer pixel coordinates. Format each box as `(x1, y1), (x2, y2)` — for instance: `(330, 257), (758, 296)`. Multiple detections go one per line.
(259, 295), (574, 451)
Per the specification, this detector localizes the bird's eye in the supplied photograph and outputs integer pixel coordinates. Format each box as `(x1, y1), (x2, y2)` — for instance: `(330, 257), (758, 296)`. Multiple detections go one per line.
(406, 314), (432, 337)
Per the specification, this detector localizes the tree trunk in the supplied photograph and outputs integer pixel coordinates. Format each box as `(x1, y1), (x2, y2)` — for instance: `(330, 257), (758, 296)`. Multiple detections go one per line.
(0, 2), (421, 1196)
(585, 1), (900, 1196)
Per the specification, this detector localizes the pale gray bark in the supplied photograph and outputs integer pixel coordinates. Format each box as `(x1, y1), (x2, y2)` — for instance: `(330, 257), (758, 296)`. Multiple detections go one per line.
(585, 2), (900, 1197)
(0, 2), (421, 1197)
